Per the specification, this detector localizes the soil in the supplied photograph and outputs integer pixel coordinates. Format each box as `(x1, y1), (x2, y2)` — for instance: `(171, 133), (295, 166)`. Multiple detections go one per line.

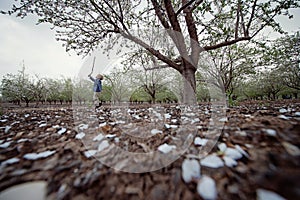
(0, 100), (299, 200)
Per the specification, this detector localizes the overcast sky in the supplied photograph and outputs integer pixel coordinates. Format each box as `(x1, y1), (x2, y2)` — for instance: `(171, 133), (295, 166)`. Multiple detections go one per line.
(0, 1), (299, 81)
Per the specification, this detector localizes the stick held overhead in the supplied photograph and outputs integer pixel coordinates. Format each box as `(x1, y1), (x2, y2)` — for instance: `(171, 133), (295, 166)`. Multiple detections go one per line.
(89, 56), (96, 76)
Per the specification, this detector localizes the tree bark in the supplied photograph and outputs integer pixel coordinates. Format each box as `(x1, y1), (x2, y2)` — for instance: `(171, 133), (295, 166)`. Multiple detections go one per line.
(181, 63), (197, 104)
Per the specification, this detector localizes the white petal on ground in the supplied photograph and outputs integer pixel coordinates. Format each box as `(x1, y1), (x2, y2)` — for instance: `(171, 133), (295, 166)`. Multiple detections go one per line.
(194, 137), (208, 146)
(57, 128), (67, 135)
(93, 134), (104, 141)
(133, 115), (141, 119)
(235, 130), (247, 136)
(191, 118), (200, 124)
(181, 159), (201, 183)
(200, 154), (224, 168)
(278, 115), (290, 120)
(295, 112), (300, 117)
(171, 119), (177, 123)
(1, 157), (20, 166)
(0, 181), (47, 200)
(169, 125), (178, 129)
(23, 150), (56, 160)
(17, 138), (29, 143)
(164, 124), (170, 129)
(158, 143), (176, 154)
(84, 150), (97, 158)
(0, 141), (11, 148)
(52, 125), (60, 129)
(39, 123), (47, 128)
(263, 129), (277, 137)
(223, 156), (238, 167)
(115, 120), (126, 124)
(0, 119), (8, 122)
(235, 145), (249, 158)
(279, 108), (288, 113)
(219, 117), (228, 122)
(98, 140), (110, 151)
(153, 111), (163, 120)
(151, 129), (163, 135)
(78, 124), (88, 130)
(99, 122), (107, 127)
(106, 134), (116, 138)
(281, 141), (300, 156)
(164, 113), (171, 119)
(256, 189), (286, 200)
(114, 137), (120, 143)
(218, 143), (227, 152)
(224, 148), (243, 160)
(75, 132), (85, 140)
(197, 176), (217, 200)
(5, 126), (11, 133)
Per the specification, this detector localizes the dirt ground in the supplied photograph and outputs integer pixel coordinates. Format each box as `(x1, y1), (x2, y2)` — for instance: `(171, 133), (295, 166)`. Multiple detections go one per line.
(0, 100), (299, 200)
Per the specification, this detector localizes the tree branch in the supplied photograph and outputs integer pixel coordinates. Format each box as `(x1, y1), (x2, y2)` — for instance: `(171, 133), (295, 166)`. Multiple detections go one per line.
(175, 0), (197, 16)
(246, 0), (258, 35)
(204, 37), (251, 51)
(182, 0), (200, 66)
(121, 31), (181, 72)
(150, 0), (170, 29)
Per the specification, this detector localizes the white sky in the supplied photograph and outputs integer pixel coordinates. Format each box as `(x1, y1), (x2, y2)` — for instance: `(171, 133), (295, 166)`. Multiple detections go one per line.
(0, 1), (299, 81)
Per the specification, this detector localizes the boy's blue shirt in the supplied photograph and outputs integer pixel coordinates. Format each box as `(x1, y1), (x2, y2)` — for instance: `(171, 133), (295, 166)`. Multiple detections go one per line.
(89, 76), (102, 92)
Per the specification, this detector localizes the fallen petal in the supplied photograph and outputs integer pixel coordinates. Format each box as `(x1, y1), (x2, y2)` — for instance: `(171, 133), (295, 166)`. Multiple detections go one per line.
(158, 143), (176, 154)
(263, 129), (277, 137)
(93, 134), (104, 141)
(151, 129), (163, 135)
(282, 141), (300, 156)
(0, 141), (11, 149)
(197, 176), (217, 200)
(57, 128), (67, 135)
(182, 159), (201, 183)
(200, 154), (224, 168)
(235, 145), (249, 158)
(218, 143), (227, 152)
(24, 150), (56, 160)
(224, 148), (243, 160)
(194, 137), (208, 146)
(279, 108), (287, 113)
(256, 189), (286, 200)
(75, 132), (85, 139)
(1, 157), (20, 166)
(223, 156), (237, 167)
(98, 140), (110, 151)
(84, 150), (97, 158)
(0, 181), (47, 200)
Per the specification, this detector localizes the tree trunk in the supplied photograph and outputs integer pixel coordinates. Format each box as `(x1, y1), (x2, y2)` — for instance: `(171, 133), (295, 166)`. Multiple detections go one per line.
(181, 66), (197, 104)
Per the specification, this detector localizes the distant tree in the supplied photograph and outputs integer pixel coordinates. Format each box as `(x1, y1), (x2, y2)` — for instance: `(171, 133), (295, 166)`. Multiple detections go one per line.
(44, 78), (62, 104)
(268, 32), (300, 90)
(32, 75), (47, 105)
(1, 66), (35, 107)
(73, 79), (93, 105)
(131, 68), (172, 103)
(260, 70), (285, 100)
(204, 44), (258, 100)
(61, 78), (73, 104)
(105, 68), (135, 104)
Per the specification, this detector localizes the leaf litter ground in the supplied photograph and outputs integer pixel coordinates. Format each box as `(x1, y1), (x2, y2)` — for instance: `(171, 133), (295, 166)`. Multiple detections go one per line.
(0, 100), (299, 200)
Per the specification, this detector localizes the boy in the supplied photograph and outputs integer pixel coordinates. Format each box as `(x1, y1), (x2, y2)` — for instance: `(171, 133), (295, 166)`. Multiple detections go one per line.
(88, 74), (103, 110)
